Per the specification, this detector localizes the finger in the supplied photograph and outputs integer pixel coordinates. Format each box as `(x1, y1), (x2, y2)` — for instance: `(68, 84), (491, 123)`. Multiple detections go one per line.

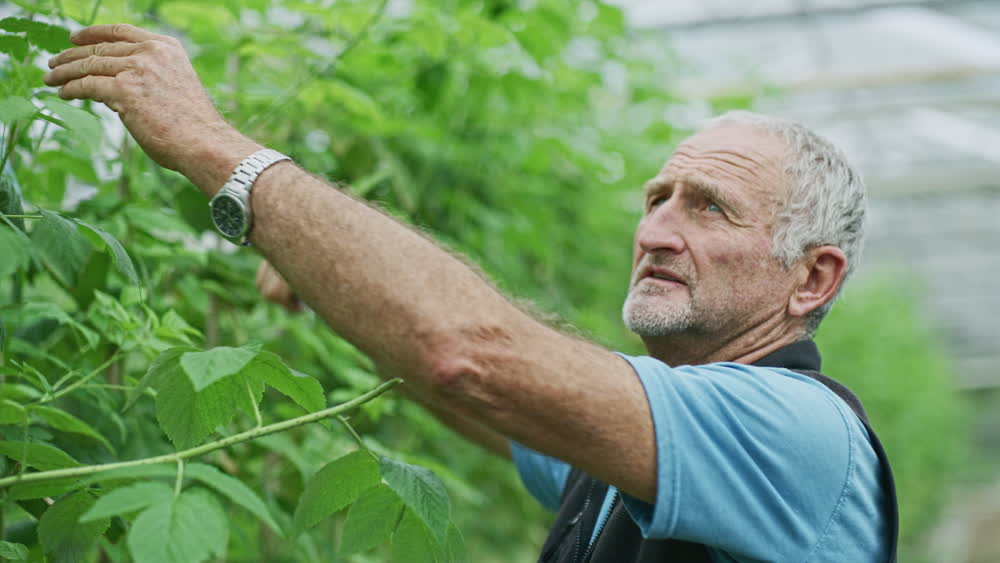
(58, 75), (122, 111)
(71, 23), (162, 46)
(49, 42), (142, 69)
(44, 55), (133, 87)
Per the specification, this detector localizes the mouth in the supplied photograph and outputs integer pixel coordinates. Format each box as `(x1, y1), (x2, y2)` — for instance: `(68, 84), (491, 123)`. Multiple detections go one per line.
(638, 266), (687, 287)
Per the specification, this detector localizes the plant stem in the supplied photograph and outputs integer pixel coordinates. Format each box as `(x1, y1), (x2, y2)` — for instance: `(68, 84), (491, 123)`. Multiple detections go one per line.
(86, 0), (103, 25)
(247, 378), (262, 428)
(1, 215), (43, 220)
(173, 459), (184, 498)
(337, 415), (377, 462)
(0, 378), (401, 489)
(38, 352), (121, 404)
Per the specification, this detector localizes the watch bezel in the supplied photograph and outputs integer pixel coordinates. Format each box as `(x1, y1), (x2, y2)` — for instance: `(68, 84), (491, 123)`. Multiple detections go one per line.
(209, 190), (250, 239)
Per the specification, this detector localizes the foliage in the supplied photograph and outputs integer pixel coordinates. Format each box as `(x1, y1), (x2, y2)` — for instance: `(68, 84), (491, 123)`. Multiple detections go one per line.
(0, 0), (681, 561)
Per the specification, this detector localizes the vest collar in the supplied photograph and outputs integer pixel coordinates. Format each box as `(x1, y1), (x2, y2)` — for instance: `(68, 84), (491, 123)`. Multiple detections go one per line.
(750, 339), (822, 371)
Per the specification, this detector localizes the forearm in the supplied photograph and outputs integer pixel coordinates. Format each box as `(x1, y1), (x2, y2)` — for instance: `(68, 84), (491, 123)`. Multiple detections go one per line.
(185, 138), (526, 392)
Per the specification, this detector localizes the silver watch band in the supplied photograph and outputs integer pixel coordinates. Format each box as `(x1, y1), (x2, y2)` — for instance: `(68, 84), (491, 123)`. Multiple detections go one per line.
(226, 148), (291, 195)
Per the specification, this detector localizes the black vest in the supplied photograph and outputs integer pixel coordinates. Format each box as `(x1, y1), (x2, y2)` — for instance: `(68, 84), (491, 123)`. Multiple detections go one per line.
(537, 340), (898, 563)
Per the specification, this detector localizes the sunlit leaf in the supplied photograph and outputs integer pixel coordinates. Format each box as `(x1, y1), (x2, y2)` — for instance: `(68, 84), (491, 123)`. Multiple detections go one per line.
(155, 363), (246, 449)
(127, 487), (228, 563)
(40, 98), (103, 151)
(180, 344), (260, 392)
(0, 96), (35, 124)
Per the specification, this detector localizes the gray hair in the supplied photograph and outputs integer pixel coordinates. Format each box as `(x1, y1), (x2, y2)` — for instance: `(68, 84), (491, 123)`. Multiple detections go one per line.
(702, 111), (866, 335)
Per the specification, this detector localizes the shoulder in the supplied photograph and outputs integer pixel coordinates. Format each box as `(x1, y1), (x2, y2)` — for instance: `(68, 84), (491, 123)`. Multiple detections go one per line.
(618, 355), (881, 560)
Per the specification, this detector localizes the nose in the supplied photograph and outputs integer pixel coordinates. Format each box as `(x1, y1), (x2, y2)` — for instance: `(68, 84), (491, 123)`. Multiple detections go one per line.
(635, 201), (687, 256)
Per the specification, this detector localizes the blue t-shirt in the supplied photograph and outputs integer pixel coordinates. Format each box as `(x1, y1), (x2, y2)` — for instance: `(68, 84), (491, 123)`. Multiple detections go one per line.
(511, 355), (889, 562)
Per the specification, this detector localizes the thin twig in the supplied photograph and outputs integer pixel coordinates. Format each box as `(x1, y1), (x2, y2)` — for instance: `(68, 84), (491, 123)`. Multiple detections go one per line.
(0, 378), (401, 489)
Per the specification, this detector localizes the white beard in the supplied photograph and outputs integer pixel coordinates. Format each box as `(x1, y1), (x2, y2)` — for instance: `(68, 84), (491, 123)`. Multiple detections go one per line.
(622, 283), (695, 336)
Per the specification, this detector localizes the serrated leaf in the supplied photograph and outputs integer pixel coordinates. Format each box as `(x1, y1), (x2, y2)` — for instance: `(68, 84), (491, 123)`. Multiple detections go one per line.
(0, 35), (29, 61)
(80, 481), (173, 522)
(72, 219), (139, 286)
(0, 96), (35, 124)
(292, 450), (380, 534)
(0, 440), (80, 470)
(0, 398), (27, 424)
(380, 456), (451, 545)
(38, 490), (110, 563)
(186, 463), (283, 536)
(25, 22), (71, 52)
(391, 508), (440, 563)
(127, 488), (228, 563)
(155, 363), (245, 449)
(40, 98), (103, 151)
(30, 209), (93, 288)
(0, 541), (29, 561)
(30, 405), (115, 454)
(180, 344), (260, 392)
(339, 484), (404, 555)
(247, 351), (325, 412)
(123, 346), (197, 412)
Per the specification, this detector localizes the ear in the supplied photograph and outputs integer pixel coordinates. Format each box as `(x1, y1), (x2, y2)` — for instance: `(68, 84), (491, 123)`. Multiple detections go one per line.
(788, 246), (848, 319)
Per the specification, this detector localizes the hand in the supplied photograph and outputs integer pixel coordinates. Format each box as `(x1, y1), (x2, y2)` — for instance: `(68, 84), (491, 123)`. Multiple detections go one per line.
(43, 24), (245, 176)
(256, 260), (302, 312)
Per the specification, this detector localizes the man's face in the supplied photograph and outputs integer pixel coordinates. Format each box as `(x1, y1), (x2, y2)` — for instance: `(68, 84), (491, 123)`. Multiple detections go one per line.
(622, 124), (796, 339)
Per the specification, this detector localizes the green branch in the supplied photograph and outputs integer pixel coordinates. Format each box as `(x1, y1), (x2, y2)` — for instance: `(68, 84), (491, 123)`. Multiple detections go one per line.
(0, 379), (402, 489)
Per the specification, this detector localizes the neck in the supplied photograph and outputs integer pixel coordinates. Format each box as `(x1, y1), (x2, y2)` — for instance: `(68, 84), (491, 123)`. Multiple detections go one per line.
(641, 319), (807, 366)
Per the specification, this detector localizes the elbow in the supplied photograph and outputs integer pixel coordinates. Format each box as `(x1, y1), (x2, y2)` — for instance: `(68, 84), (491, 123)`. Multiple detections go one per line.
(418, 323), (515, 401)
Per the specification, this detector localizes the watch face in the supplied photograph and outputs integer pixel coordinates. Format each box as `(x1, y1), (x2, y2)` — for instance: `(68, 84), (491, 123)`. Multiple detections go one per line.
(211, 194), (247, 238)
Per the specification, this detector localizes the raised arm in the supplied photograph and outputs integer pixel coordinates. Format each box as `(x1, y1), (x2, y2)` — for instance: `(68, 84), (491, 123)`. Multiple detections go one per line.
(44, 24), (657, 501)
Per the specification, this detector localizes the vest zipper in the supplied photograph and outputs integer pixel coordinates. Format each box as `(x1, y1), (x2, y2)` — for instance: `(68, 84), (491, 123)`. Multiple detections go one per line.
(579, 489), (620, 562)
(571, 480), (598, 563)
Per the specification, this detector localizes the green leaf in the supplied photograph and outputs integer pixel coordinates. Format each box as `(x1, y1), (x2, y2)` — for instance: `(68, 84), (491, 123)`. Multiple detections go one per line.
(444, 523), (466, 563)
(0, 228), (30, 278)
(391, 508), (440, 563)
(38, 490), (111, 563)
(80, 481), (173, 522)
(0, 166), (25, 231)
(127, 488), (228, 563)
(339, 484), (404, 555)
(40, 98), (103, 151)
(185, 463), (283, 536)
(0, 541), (29, 561)
(25, 22), (71, 52)
(247, 351), (325, 413)
(0, 35), (29, 61)
(72, 219), (140, 287)
(0, 96), (36, 124)
(155, 362), (246, 449)
(30, 209), (93, 288)
(380, 456), (451, 545)
(0, 440), (81, 470)
(0, 17), (42, 33)
(0, 399), (27, 424)
(8, 477), (80, 500)
(30, 405), (115, 454)
(292, 450), (380, 534)
(123, 346), (198, 412)
(180, 344), (260, 392)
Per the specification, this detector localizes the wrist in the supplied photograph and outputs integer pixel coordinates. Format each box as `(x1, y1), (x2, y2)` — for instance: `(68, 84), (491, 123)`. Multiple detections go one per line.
(181, 126), (265, 197)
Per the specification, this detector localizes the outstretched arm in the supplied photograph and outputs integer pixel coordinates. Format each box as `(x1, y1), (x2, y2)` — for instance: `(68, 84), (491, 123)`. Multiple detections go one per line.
(44, 24), (657, 501)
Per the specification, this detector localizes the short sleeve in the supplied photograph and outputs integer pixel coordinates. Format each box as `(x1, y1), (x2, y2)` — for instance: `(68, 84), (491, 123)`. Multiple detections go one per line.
(510, 441), (572, 511)
(617, 355), (861, 561)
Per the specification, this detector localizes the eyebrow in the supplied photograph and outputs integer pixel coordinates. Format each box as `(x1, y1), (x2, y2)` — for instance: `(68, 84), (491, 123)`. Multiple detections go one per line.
(643, 175), (745, 216)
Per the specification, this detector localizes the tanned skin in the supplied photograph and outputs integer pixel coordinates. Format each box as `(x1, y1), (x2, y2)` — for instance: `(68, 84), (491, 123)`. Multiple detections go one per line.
(44, 24), (846, 504)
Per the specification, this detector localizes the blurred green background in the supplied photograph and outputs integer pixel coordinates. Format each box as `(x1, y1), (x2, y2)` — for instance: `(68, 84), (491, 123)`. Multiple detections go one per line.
(1, 0), (990, 561)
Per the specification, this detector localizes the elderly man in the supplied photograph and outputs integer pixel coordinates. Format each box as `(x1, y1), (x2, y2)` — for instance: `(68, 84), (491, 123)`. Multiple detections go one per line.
(45, 24), (896, 562)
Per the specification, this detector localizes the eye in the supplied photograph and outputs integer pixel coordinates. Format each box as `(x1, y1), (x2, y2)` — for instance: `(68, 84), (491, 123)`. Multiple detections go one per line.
(706, 202), (723, 213)
(647, 195), (667, 211)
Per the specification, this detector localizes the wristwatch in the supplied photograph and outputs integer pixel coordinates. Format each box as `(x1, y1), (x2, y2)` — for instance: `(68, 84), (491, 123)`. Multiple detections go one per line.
(208, 148), (291, 244)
